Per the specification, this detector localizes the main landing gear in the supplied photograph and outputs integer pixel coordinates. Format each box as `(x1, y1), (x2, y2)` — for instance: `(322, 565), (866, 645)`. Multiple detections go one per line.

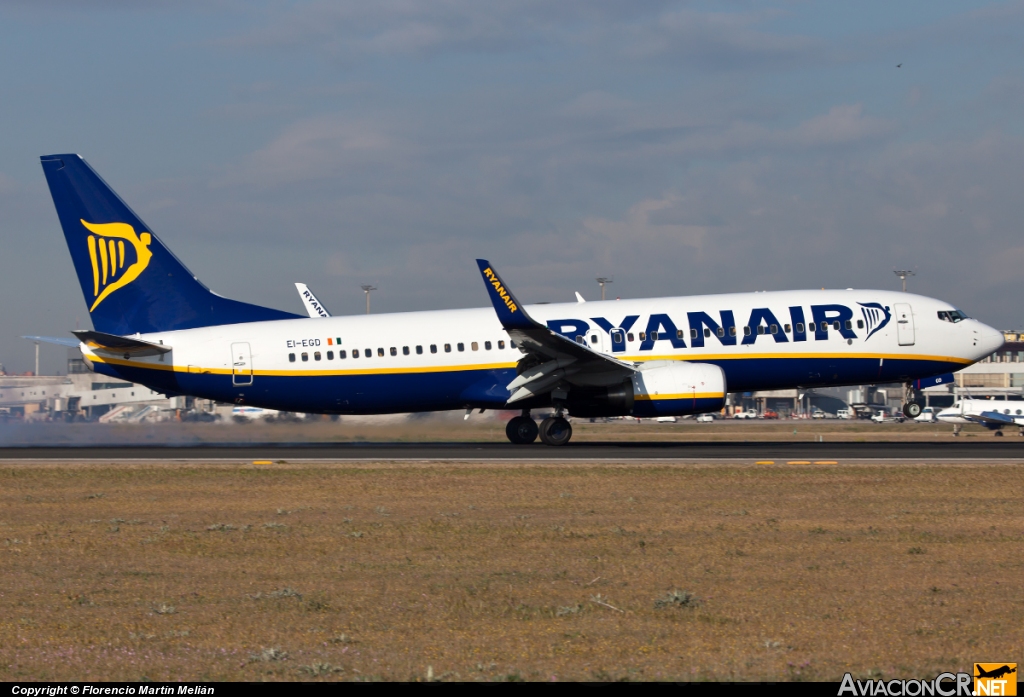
(902, 382), (923, 420)
(505, 410), (573, 446)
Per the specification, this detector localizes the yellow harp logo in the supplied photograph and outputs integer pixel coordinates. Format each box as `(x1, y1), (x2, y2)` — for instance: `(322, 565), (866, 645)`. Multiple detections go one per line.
(82, 220), (153, 311)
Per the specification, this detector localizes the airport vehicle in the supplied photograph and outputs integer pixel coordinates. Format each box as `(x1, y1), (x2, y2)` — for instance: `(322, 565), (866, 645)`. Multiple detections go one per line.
(762, 409), (779, 420)
(913, 406), (938, 423)
(695, 413), (715, 423)
(36, 154), (1004, 446)
(870, 409), (904, 423)
(936, 399), (1024, 436)
(836, 408), (852, 419)
(733, 409), (759, 420)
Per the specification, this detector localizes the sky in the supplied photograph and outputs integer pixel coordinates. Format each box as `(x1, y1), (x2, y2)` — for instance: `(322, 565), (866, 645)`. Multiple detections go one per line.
(1, 1), (1023, 374)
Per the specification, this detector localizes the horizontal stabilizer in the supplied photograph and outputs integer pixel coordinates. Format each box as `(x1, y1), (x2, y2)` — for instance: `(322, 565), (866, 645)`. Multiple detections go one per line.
(72, 329), (171, 356)
(21, 335), (81, 348)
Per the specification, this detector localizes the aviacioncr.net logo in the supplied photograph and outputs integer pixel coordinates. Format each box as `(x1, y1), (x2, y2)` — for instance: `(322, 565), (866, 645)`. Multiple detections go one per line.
(81, 219), (153, 312)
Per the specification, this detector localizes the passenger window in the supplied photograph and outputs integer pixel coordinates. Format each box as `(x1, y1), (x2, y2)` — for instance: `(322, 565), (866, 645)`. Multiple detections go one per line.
(457, 343), (465, 352)
(820, 323), (828, 333)
(588, 336), (596, 345)
(485, 341), (492, 350)
(365, 349), (372, 358)
(770, 324), (777, 334)
(690, 329), (698, 339)
(301, 352), (309, 362)
(378, 348), (385, 357)
(717, 327), (724, 337)
(627, 333), (634, 342)
(288, 353), (296, 362)
(677, 329), (684, 339)
(704, 328), (711, 338)
(314, 351), (321, 361)
(471, 342), (479, 351)
(390, 347), (397, 356)
(833, 321), (840, 330)
(416, 346), (423, 354)
(498, 340), (505, 349)
(327, 351), (334, 360)
(510, 340), (516, 348)
(351, 350), (358, 359)
(845, 320), (852, 330)
(445, 344), (452, 353)
(796, 323), (805, 333)
(857, 320), (864, 329)
(403, 346), (410, 355)
(757, 325), (765, 335)
(744, 326), (752, 336)
(639, 332), (646, 341)
(729, 326), (737, 337)
(784, 324), (791, 333)
(576, 335), (585, 345)
(431, 344), (438, 354)
(339, 350), (347, 359)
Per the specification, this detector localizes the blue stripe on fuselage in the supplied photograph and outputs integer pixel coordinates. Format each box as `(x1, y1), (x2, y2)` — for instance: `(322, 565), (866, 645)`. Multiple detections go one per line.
(91, 355), (966, 414)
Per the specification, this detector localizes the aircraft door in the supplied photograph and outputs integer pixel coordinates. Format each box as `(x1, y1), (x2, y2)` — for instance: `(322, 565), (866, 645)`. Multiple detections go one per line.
(895, 303), (915, 346)
(609, 328), (627, 353)
(231, 342), (253, 386)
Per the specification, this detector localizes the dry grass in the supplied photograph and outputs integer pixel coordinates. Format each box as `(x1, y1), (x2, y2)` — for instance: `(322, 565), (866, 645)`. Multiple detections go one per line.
(0, 415), (1008, 446)
(1, 461), (1021, 681)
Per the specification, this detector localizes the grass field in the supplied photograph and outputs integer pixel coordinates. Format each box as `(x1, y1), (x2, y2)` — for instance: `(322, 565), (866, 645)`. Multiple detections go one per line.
(0, 415), (1015, 446)
(1, 460), (1021, 682)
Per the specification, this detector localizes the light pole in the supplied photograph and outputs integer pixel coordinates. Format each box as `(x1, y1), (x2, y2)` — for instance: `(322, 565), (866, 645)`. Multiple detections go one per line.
(595, 277), (612, 301)
(361, 285), (376, 314)
(893, 269), (915, 292)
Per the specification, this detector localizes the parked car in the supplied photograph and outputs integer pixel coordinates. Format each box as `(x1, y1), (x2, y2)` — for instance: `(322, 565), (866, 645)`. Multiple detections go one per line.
(836, 408), (853, 419)
(696, 413), (715, 423)
(732, 409), (759, 419)
(914, 407), (938, 423)
(811, 409), (826, 419)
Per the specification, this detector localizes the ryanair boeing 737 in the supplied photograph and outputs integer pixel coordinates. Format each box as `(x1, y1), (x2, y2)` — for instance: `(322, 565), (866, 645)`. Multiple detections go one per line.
(36, 154), (1004, 445)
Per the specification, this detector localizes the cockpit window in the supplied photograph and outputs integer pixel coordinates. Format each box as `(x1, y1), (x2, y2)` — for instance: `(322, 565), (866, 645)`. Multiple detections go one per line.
(937, 309), (968, 323)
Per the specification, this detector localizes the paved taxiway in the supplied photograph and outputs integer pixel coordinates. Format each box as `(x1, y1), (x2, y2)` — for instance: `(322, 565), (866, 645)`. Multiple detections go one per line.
(1, 441), (1022, 461)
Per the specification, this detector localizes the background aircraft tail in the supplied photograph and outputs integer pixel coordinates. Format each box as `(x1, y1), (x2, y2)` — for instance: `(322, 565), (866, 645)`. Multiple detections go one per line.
(40, 154), (299, 335)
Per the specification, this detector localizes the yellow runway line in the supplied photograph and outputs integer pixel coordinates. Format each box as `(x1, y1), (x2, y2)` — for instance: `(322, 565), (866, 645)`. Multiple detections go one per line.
(755, 460), (775, 465)
(787, 460), (811, 465)
(252, 460), (273, 465)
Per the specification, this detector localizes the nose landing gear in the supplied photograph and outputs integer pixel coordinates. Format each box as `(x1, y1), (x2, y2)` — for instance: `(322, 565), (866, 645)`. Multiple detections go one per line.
(902, 382), (923, 419)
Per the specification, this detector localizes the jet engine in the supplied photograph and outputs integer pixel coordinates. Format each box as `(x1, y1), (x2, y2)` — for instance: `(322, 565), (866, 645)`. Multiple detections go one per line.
(564, 361), (726, 418)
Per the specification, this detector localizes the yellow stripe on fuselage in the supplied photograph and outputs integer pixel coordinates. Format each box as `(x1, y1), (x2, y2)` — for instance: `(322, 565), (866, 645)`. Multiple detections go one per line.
(87, 350), (969, 378)
(635, 392), (724, 401)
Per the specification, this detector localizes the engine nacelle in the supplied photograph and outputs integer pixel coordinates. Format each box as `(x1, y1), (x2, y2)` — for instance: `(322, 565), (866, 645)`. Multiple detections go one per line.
(630, 361), (726, 418)
(563, 361), (726, 418)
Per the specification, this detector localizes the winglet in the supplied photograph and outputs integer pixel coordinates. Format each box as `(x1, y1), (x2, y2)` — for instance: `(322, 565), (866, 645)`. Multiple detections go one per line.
(475, 259), (536, 330)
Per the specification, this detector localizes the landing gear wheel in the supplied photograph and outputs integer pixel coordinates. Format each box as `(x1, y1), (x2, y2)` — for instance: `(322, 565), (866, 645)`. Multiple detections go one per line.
(506, 416), (538, 444)
(902, 401), (922, 419)
(539, 416), (573, 446)
(994, 430), (1004, 437)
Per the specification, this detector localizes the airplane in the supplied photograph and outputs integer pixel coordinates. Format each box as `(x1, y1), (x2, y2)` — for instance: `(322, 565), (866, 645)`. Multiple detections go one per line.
(936, 398), (1024, 436)
(37, 154), (1006, 446)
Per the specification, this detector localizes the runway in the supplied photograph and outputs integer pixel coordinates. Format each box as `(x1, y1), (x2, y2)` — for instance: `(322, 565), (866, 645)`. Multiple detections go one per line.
(1, 440), (1023, 461)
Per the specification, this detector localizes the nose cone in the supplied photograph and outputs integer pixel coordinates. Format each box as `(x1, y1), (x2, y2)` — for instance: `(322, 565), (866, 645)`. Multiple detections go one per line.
(974, 322), (1005, 359)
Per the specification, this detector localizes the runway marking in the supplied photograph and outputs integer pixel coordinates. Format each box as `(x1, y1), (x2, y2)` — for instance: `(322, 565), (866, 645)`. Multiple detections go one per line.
(2, 457), (1024, 465)
(755, 461), (775, 465)
(252, 460), (273, 465)
(787, 460), (811, 465)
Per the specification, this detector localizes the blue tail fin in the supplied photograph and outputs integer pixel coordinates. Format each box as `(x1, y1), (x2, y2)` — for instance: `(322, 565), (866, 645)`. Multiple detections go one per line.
(40, 154), (300, 335)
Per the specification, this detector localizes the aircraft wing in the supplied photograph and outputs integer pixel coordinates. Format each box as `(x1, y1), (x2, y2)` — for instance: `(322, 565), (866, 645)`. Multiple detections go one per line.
(295, 283), (331, 318)
(475, 259), (635, 404)
(72, 329), (172, 357)
(962, 410), (1021, 428)
(22, 335), (81, 348)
